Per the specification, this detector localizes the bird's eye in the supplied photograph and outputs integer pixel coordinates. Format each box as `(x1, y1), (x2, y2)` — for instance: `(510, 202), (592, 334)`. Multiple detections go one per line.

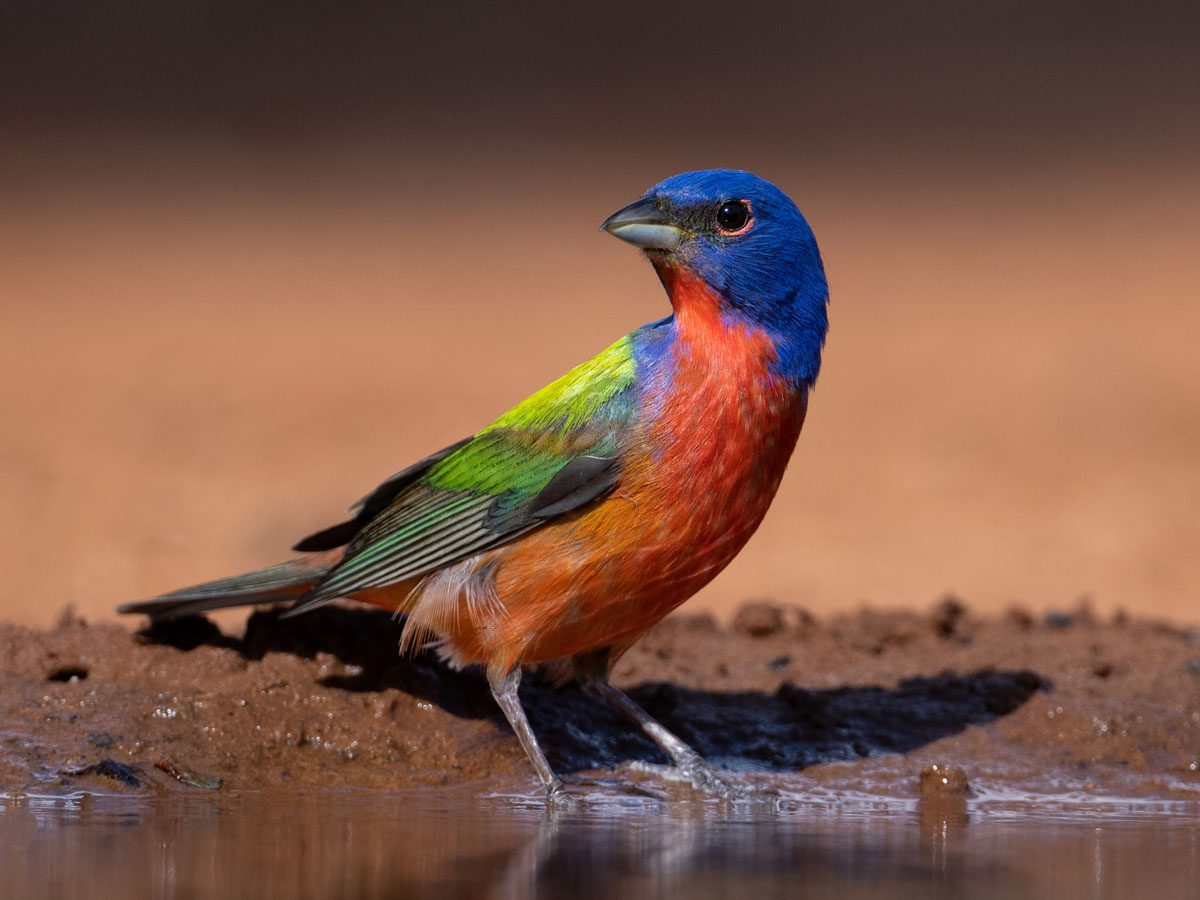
(715, 200), (752, 235)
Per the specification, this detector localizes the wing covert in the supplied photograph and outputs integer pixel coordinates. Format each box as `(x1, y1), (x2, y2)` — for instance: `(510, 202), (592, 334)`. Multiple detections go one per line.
(283, 334), (639, 617)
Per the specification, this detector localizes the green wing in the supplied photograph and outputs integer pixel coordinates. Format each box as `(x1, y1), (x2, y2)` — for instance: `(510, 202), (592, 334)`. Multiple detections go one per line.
(283, 335), (639, 616)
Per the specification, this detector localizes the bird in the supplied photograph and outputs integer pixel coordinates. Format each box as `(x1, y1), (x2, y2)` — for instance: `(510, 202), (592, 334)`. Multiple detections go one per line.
(119, 169), (830, 803)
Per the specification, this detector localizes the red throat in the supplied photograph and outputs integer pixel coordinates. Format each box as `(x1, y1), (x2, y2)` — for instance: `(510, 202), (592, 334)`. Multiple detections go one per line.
(649, 258), (783, 379)
(652, 258), (725, 330)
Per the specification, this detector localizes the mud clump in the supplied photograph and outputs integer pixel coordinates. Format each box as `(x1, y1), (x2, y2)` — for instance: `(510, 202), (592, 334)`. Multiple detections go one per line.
(732, 602), (786, 637)
(919, 764), (971, 795)
(730, 601), (816, 639)
(0, 602), (1197, 799)
(931, 595), (970, 641)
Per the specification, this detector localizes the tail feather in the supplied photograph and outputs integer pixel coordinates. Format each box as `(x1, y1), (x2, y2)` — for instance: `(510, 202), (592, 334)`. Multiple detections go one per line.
(118, 554), (337, 620)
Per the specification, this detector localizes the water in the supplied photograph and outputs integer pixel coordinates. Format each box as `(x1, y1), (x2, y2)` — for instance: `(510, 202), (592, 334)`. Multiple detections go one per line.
(2, 788), (1197, 899)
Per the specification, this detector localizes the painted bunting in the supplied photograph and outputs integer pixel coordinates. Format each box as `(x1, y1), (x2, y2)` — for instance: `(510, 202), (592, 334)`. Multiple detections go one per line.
(121, 169), (830, 803)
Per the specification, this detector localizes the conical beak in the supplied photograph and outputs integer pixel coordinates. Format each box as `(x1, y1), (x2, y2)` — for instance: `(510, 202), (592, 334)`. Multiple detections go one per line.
(600, 197), (685, 250)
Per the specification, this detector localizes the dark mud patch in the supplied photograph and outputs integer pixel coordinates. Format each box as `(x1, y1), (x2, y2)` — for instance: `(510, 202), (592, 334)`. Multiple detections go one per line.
(1, 602), (1197, 799)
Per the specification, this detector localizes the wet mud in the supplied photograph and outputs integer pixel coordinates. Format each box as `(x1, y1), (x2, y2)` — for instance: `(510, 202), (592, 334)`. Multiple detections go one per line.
(2, 600), (1198, 800)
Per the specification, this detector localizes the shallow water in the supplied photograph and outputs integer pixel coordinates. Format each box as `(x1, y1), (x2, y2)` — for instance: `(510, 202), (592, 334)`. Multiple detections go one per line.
(2, 787), (1197, 899)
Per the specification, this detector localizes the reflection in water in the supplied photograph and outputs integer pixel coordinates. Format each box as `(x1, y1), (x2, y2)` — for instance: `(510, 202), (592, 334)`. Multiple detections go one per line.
(1, 789), (1198, 899)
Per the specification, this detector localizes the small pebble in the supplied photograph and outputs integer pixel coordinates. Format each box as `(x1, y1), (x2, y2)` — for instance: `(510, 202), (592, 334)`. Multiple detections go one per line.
(1044, 612), (1075, 630)
(1006, 607), (1035, 629)
(931, 595), (967, 638)
(732, 602), (785, 638)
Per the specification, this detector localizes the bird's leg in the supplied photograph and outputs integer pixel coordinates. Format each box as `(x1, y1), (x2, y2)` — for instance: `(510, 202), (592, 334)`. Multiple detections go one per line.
(574, 652), (743, 798)
(487, 665), (571, 806)
(586, 678), (738, 796)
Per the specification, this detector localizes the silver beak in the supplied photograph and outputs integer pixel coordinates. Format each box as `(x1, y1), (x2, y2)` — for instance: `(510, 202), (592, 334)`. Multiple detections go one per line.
(600, 196), (685, 250)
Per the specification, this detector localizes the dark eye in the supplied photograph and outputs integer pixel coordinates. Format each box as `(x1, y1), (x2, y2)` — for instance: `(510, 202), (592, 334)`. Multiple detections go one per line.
(715, 200), (752, 234)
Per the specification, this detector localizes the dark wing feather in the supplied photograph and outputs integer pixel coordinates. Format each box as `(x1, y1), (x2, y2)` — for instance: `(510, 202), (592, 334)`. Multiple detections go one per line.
(528, 455), (620, 519)
(292, 436), (472, 551)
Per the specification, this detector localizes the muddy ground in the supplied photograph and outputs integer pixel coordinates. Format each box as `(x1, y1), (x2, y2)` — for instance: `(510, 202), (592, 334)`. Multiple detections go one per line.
(2, 599), (1198, 802)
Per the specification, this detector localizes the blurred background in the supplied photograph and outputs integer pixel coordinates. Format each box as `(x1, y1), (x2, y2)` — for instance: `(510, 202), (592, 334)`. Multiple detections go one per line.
(2, 1), (1198, 627)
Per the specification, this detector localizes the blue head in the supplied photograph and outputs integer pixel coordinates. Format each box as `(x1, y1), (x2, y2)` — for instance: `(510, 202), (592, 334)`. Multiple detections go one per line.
(602, 169), (829, 386)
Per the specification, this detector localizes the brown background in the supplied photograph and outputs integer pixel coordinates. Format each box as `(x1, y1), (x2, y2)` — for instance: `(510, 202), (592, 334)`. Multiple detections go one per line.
(3, 2), (1198, 626)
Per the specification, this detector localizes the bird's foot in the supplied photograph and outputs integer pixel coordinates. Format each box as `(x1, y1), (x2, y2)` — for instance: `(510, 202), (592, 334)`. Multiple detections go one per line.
(619, 759), (764, 801)
(544, 779), (578, 809)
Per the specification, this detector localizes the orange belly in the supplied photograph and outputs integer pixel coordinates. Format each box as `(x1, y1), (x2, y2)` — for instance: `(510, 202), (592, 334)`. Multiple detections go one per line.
(491, 406), (803, 670)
